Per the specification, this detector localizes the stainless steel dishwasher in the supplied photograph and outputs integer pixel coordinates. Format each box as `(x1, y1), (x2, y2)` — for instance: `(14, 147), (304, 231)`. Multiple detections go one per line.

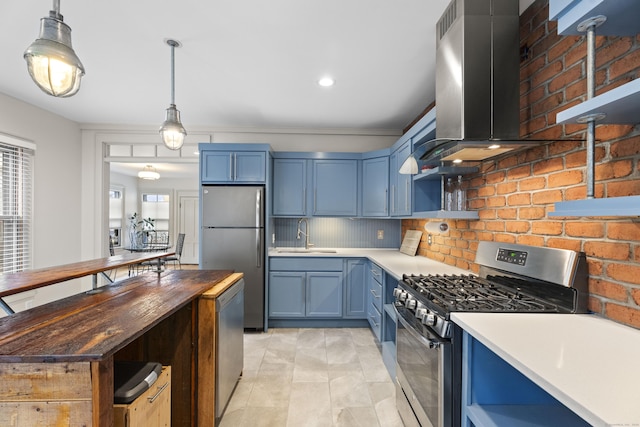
(216, 277), (244, 421)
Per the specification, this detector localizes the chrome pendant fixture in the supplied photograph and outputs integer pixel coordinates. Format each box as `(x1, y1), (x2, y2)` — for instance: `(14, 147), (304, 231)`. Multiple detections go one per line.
(24, 0), (85, 97)
(159, 39), (187, 150)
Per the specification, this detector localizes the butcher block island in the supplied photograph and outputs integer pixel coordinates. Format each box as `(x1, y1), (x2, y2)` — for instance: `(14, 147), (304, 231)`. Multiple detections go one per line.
(0, 259), (242, 427)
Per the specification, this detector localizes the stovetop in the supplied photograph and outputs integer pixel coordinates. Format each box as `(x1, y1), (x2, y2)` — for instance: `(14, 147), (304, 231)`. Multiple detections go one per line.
(401, 273), (563, 315)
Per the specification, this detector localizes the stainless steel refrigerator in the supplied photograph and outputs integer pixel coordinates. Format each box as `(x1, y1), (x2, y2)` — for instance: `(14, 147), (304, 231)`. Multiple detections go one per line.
(200, 186), (264, 330)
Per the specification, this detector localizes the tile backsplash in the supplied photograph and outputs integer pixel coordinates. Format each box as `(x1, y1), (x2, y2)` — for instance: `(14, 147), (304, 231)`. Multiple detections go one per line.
(273, 218), (401, 248)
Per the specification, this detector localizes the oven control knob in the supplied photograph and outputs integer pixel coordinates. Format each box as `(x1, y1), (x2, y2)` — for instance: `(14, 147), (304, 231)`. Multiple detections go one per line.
(393, 287), (402, 298)
(405, 298), (417, 310)
(398, 291), (408, 302)
(415, 307), (427, 319)
(422, 313), (437, 326)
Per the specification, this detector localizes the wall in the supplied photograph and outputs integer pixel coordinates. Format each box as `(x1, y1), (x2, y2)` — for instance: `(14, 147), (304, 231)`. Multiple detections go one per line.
(403, 0), (640, 329)
(0, 92), (85, 314)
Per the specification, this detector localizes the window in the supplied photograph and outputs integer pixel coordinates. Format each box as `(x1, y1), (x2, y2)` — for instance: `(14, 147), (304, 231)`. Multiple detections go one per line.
(0, 135), (35, 274)
(141, 192), (170, 244)
(109, 187), (123, 247)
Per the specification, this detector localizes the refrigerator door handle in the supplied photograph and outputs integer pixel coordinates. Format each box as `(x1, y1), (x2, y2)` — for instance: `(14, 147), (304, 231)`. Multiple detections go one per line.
(255, 189), (261, 228)
(256, 229), (262, 268)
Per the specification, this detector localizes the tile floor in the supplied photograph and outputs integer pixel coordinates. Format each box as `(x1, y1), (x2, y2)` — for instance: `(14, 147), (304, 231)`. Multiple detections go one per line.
(219, 328), (404, 427)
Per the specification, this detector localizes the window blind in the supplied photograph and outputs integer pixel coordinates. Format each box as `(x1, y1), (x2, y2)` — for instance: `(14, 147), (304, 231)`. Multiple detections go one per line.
(0, 140), (34, 274)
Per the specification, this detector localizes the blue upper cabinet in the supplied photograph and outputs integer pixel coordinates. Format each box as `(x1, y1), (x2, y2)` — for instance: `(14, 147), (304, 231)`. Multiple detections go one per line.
(389, 141), (412, 217)
(199, 143), (268, 184)
(312, 159), (359, 216)
(362, 155), (389, 217)
(272, 158), (307, 216)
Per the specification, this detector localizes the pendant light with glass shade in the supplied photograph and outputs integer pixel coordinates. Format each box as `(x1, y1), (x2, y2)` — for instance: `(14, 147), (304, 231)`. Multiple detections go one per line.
(138, 165), (160, 180)
(23, 0), (85, 97)
(160, 39), (187, 150)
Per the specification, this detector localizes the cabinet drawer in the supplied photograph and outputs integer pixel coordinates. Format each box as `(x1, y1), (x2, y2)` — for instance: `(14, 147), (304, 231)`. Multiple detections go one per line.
(370, 263), (383, 284)
(369, 280), (383, 312)
(114, 366), (171, 427)
(367, 303), (382, 342)
(270, 257), (342, 271)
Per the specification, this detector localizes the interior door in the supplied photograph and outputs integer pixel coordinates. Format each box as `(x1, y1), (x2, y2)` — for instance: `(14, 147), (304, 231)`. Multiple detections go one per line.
(178, 193), (199, 264)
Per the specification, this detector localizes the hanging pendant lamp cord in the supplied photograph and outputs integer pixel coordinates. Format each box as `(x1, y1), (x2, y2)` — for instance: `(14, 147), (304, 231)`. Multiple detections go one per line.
(169, 41), (176, 105)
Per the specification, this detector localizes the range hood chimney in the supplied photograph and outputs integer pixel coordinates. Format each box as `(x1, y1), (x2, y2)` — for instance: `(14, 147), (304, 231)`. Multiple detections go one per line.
(417, 0), (540, 166)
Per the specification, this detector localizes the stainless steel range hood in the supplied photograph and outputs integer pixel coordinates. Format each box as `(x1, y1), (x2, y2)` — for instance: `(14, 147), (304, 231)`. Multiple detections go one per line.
(417, 0), (541, 166)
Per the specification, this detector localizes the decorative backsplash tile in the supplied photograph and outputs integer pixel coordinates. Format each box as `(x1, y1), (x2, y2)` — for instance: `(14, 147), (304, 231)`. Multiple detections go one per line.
(273, 218), (401, 248)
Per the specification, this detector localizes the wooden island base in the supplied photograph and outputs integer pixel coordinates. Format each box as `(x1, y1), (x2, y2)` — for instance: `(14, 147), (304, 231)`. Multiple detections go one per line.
(0, 268), (241, 427)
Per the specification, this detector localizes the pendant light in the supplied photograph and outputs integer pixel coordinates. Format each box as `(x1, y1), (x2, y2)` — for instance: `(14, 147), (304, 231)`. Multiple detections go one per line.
(138, 165), (160, 180)
(159, 39), (187, 150)
(23, 0), (85, 97)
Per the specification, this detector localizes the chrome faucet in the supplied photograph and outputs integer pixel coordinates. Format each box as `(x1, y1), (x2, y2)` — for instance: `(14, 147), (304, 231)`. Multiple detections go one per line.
(296, 218), (314, 249)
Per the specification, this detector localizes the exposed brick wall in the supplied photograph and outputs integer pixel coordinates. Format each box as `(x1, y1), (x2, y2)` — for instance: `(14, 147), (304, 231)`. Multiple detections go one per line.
(403, 0), (640, 329)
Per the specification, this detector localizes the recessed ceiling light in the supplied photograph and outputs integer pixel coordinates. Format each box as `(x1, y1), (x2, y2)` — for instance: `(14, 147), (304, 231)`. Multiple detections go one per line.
(318, 77), (335, 87)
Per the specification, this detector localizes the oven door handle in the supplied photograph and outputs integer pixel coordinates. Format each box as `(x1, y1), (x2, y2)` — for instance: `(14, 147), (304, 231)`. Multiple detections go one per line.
(396, 308), (445, 349)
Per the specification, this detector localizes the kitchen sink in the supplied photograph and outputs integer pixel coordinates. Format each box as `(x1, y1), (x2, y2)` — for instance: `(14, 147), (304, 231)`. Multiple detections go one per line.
(275, 249), (337, 254)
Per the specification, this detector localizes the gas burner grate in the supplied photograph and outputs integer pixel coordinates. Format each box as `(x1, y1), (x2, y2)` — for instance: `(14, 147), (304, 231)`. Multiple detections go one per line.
(402, 274), (560, 313)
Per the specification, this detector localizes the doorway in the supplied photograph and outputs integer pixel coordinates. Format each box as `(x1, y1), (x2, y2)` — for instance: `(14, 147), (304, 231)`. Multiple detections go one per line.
(177, 191), (199, 264)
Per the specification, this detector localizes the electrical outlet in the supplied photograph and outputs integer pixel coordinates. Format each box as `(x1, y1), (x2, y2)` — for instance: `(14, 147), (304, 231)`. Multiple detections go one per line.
(428, 234), (432, 245)
(377, 230), (384, 239)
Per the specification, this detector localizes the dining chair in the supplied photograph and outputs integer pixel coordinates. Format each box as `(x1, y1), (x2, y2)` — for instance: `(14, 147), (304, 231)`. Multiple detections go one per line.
(107, 237), (119, 280)
(163, 233), (185, 269)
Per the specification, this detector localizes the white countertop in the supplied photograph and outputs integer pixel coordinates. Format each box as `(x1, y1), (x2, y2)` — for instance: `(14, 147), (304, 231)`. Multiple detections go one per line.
(268, 248), (469, 279)
(452, 312), (640, 427)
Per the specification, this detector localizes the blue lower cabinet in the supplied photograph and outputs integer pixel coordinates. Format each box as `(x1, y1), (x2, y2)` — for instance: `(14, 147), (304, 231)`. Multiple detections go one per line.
(268, 272), (305, 317)
(306, 272), (343, 317)
(344, 259), (367, 319)
(462, 332), (591, 426)
(269, 258), (344, 320)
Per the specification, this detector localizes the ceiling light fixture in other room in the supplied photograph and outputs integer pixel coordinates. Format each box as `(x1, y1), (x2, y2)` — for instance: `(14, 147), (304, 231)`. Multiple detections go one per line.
(159, 39), (187, 150)
(318, 77), (335, 87)
(138, 165), (160, 180)
(23, 0), (85, 97)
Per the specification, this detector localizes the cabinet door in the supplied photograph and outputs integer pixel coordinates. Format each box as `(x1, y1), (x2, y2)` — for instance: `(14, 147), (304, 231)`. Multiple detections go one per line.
(344, 259), (367, 318)
(234, 152), (266, 182)
(201, 151), (232, 182)
(362, 156), (389, 217)
(268, 272), (305, 317)
(313, 159), (358, 216)
(306, 272), (343, 317)
(272, 159), (307, 216)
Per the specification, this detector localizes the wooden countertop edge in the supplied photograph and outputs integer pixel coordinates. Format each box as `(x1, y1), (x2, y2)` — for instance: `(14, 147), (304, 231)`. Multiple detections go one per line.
(200, 272), (244, 299)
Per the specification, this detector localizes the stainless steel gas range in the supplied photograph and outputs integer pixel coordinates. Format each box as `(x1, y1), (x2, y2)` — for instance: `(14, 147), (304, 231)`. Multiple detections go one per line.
(393, 241), (589, 427)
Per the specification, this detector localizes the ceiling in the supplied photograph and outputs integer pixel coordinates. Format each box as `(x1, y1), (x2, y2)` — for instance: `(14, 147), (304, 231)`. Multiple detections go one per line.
(3, 0), (534, 178)
(3, 0), (455, 131)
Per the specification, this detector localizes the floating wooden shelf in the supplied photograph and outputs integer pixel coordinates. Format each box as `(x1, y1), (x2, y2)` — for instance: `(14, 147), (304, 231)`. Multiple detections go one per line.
(549, 196), (640, 217)
(556, 79), (640, 125)
(550, 0), (640, 36)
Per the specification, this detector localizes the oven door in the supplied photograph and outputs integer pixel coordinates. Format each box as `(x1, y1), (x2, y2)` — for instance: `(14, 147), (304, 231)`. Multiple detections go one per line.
(395, 305), (454, 427)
